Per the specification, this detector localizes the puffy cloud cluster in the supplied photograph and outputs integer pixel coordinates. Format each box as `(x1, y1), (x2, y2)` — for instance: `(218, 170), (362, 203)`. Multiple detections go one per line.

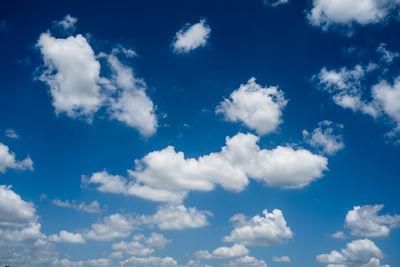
(52, 258), (113, 267)
(223, 209), (293, 246)
(216, 78), (287, 135)
(345, 205), (400, 238)
(48, 230), (85, 244)
(316, 239), (389, 267)
(85, 213), (136, 241)
(307, 0), (400, 34)
(52, 199), (101, 213)
(224, 256), (267, 267)
(120, 255), (179, 267)
(303, 120), (344, 155)
(85, 133), (327, 203)
(112, 232), (169, 257)
(36, 20), (157, 136)
(171, 19), (211, 54)
(195, 244), (249, 259)
(0, 143), (33, 173)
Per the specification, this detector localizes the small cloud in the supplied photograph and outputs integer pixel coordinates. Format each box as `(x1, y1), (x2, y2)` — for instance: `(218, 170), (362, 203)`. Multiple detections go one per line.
(263, 0), (289, 7)
(172, 19), (211, 54)
(55, 14), (77, 31)
(5, 129), (19, 139)
(331, 231), (346, 239)
(272, 256), (291, 262)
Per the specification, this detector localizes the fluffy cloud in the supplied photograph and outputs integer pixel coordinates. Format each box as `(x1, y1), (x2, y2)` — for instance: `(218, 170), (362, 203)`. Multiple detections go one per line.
(316, 239), (389, 266)
(272, 256), (290, 262)
(172, 19), (211, 54)
(345, 205), (400, 238)
(52, 258), (113, 267)
(5, 129), (18, 139)
(140, 204), (211, 230)
(36, 21), (158, 136)
(224, 256), (267, 267)
(52, 199), (101, 213)
(112, 233), (169, 257)
(85, 213), (136, 241)
(331, 231), (346, 239)
(306, 0), (400, 34)
(216, 78), (287, 135)
(55, 14), (77, 31)
(224, 209), (293, 246)
(0, 143), (33, 173)
(120, 256), (178, 267)
(195, 244), (249, 259)
(86, 133), (327, 203)
(303, 120), (344, 155)
(48, 230), (85, 244)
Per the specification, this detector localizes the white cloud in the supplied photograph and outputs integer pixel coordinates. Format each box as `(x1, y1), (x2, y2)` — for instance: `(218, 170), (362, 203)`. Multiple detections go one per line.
(316, 239), (389, 266)
(331, 231), (346, 239)
(216, 78), (287, 135)
(376, 43), (400, 64)
(306, 0), (400, 34)
(264, 0), (289, 7)
(112, 232), (169, 256)
(172, 19), (211, 54)
(52, 258), (113, 267)
(0, 185), (36, 227)
(48, 230), (85, 244)
(37, 32), (104, 119)
(52, 199), (101, 213)
(303, 120), (344, 155)
(86, 213), (136, 241)
(5, 129), (18, 139)
(224, 256), (267, 267)
(0, 143), (33, 173)
(224, 209), (293, 246)
(86, 133), (327, 203)
(345, 205), (400, 238)
(272, 256), (290, 262)
(56, 14), (77, 31)
(120, 256), (178, 267)
(195, 244), (249, 259)
(140, 204), (211, 230)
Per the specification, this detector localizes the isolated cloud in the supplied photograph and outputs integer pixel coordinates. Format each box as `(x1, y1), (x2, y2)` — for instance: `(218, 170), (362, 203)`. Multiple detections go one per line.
(307, 0), (400, 34)
(216, 78), (287, 135)
(195, 244), (249, 259)
(345, 205), (400, 238)
(86, 133), (327, 203)
(52, 199), (101, 213)
(5, 129), (18, 139)
(224, 256), (267, 267)
(112, 233), (169, 256)
(303, 120), (344, 155)
(331, 231), (346, 239)
(120, 256), (178, 267)
(272, 256), (290, 262)
(48, 230), (85, 244)
(224, 209), (293, 246)
(140, 204), (211, 230)
(0, 143), (33, 173)
(55, 14), (77, 31)
(264, 0), (289, 7)
(172, 19), (211, 54)
(316, 239), (389, 266)
(376, 43), (400, 64)
(86, 213), (136, 241)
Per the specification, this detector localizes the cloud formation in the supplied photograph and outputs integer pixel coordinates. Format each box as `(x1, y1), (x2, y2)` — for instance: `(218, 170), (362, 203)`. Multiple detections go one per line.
(195, 244), (249, 259)
(172, 19), (211, 54)
(0, 143), (33, 173)
(303, 120), (344, 155)
(48, 230), (86, 244)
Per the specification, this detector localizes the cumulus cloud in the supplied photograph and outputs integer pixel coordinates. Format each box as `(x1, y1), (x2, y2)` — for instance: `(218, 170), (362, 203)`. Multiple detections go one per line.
(306, 0), (400, 34)
(48, 230), (85, 244)
(140, 204), (212, 230)
(55, 14), (77, 31)
(331, 231), (346, 239)
(85, 133), (327, 204)
(112, 232), (169, 257)
(195, 244), (249, 259)
(272, 256), (290, 262)
(216, 78), (287, 135)
(52, 258), (113, 267)
(172, 19), (211, 54)
(85, 213), (136, 241)
(36, 20), (158, 137)
(316, 239), (389, 267)
(52, 199), (101, 213)
(303, 120), (344, 155)
(224, 209), (293, 246)
(224, 256), (267, 267)
(345, 205), (400, 238)
(5, 129), (18, 139)
(120, 256), (178, 267)
(0, 143), (33, 173)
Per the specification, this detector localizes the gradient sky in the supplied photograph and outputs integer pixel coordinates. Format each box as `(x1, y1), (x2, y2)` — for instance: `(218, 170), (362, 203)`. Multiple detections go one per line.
(0, 1), (400, 267)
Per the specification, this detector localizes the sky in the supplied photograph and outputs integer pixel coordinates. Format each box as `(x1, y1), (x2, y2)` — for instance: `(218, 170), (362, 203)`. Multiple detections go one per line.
(0, 0), (400, 266)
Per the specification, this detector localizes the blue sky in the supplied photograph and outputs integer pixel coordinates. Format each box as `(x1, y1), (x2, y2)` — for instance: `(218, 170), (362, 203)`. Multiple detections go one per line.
(0, 0), (400, 266)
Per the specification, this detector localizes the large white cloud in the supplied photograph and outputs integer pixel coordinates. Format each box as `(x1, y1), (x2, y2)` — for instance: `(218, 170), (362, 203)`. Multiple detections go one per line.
(85, 213), (136, 241)
(216, 78), (287, 135)
(195, 244), (249, 259)
(85, 133), (327, 203)
(345, 205), (400, 238)
(223, 209), (293, 246)
(316, 239), (389, 267)
(112, 232), (169, 257)
(172, 19), (211, 54)
(48, 230), (85, 244)
(0, 143), (33, 173)
(303, 120), (344, 155)
(306, 0), (400, 34)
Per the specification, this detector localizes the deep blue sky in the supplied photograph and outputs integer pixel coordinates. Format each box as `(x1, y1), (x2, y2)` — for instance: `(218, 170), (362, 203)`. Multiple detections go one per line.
(0, 0), (399, 266)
